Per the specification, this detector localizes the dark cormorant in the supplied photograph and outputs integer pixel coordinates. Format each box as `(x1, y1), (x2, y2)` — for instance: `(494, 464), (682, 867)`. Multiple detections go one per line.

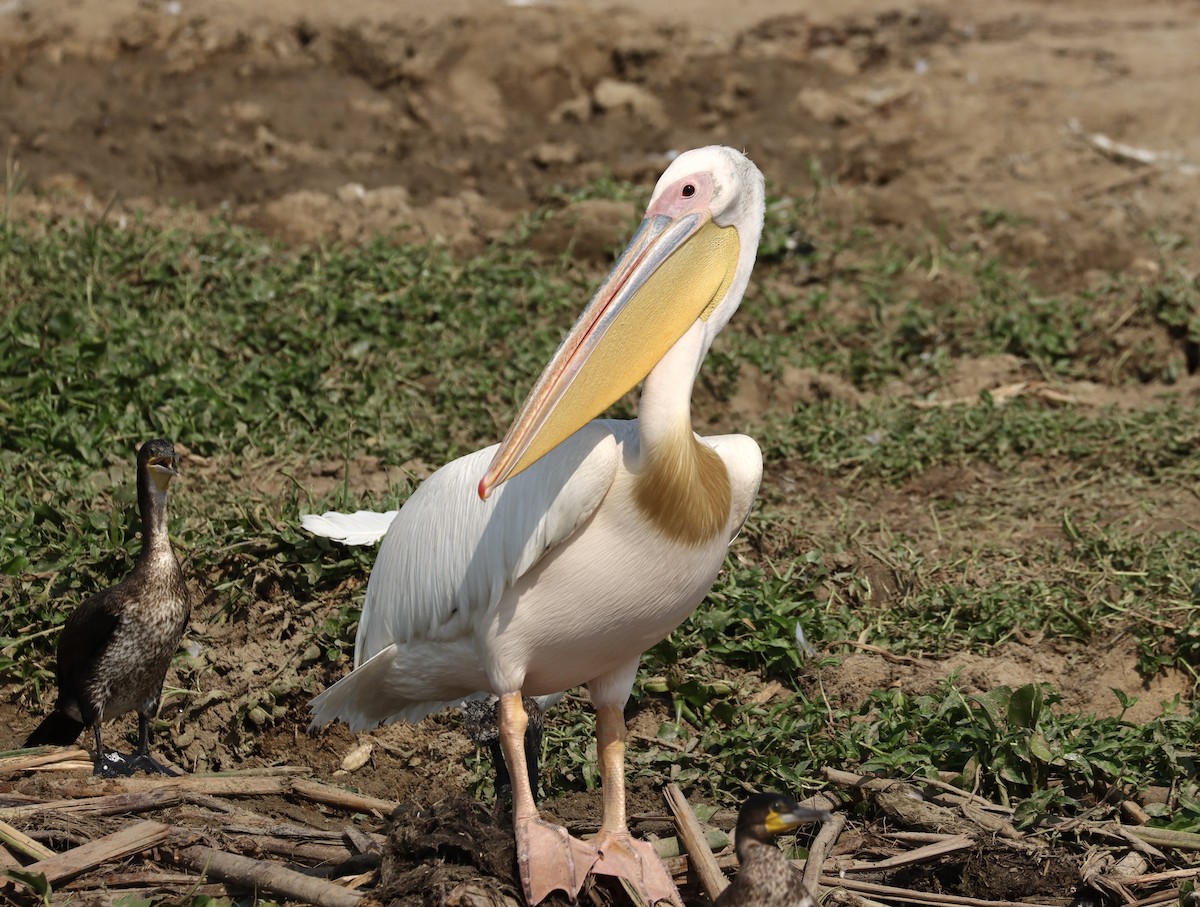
(25, 439), (191, 777)
(714, 792), (829, 907)
(460, 693), (560, 808)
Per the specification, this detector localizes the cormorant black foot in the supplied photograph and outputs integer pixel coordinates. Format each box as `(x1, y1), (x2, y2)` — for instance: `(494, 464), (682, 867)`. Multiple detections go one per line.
(129, 753), (179, 776)
(93, 750), (136, 778)
(92, 749), (179, 777)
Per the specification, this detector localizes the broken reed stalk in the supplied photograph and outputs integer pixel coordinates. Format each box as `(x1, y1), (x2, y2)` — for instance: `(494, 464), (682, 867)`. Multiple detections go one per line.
(0, 777), (287, 822)
(0, 816), (55, 861)
(801, 811), (844, 896)
(834, 833), (973, 873)
(824, 767), (919, 796)
(1120, 866), (1200, 885)
(1125, 825), (1200, 852)
(22, 819), (170, 885)
(664, 783), (729, 901)
(58, 870), (212, 890)
(0, 748), (91, 774)
(1125, 890), (1193, 907)
(652, 830), (729, 860)
(0, 786), (183, 820)
(169, 844), (364, 907)
(61, 774), (290, 798)
(820, 875), (1063, 907)
(231, 834), (382, 874)
(290, 778), (399, 816)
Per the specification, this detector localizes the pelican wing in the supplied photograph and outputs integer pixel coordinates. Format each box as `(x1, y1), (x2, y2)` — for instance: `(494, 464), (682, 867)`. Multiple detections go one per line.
(300, 509), (399, 545)
(353, 422), (620, 665)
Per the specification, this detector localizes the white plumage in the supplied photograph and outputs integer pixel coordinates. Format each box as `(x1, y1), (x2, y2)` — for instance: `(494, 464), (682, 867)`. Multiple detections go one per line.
(306, 146), (767, 906)
(309, 421), (759, 729)
(300, 509), (398, 545)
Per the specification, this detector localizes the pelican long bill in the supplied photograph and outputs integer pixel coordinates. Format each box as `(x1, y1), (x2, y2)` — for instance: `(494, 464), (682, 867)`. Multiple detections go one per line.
(480, 209), (741, 499)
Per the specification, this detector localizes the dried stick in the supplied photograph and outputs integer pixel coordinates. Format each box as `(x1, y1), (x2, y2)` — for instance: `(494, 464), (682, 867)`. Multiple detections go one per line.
(820, 640), (931, 665)
(664, 783), (728, 901)
(205, 764), (310, 777)
(918, 776), (1014, 814)
(1124, 825), (1200, 851)
(1120, 866), (1200, 885)
(61, 883), (227, 899)
(183, 790), (285, 823)
(873, 790), (981, 838)
(230, 832), (381, 867)
(801, 812), (844, 895)
(824, 767), (920, 796)
(0, 816), (55, 860)
(0, 748), (91, 774)
(62, 774), (289, 798)
(225, 836), (380, 882)
(35, 761), (95, 773)
(222, 823), (372, 844)
(290, 778), (398, 816)
(1125, 893), (1191, 907)
(822, 889), (891, 907)
(58, 869), (210, 890)
(3, 776), (293, 821)
(1067, 117), (1199, 175)
(652, 830), (729, 860)
(821, 875), (1063, 907)
(169, 844), (363, 907)
(877, 831), (962, 844)
(958, 802), (1024, 841)
(0, 786), (183, 820)
(838, 833), (972, 873)
(22, 819), (170, 885)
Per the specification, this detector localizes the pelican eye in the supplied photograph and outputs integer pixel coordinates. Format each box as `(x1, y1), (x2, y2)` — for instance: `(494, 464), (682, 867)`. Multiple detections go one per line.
(681, 183), (696, 198)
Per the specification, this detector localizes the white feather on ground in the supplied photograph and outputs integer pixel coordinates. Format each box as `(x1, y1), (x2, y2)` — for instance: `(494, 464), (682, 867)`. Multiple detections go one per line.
(300, 509), (398, 546)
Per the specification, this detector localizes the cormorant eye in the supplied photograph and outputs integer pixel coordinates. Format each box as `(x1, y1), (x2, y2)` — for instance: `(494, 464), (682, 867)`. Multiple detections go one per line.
(681, 184), (696, 198)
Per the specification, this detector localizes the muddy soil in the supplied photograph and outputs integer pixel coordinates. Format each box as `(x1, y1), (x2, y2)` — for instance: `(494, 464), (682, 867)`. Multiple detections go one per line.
(2, 0), (1199, 903)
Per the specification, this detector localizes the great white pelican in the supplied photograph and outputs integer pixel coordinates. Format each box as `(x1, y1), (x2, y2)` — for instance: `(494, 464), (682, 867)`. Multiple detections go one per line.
(306, 145), (766, 905)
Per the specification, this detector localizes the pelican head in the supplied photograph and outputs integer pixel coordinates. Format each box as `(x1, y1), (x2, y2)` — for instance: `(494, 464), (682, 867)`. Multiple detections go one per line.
(480, 146), (765, 498)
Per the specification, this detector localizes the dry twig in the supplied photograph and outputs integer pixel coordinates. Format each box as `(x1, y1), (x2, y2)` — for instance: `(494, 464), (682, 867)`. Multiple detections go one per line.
(664, 783), (729, 901)
(22, 819), (170, 885)
(169, 843), (364, 907)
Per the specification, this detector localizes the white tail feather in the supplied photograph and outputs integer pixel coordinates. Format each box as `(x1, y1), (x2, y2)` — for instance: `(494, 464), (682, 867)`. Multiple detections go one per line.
(308, 644), (398, 732)
(300, 509), (399, 545)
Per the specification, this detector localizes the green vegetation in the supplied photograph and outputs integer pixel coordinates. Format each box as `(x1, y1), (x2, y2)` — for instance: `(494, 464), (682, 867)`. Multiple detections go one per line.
(2, 184), (1198, 837)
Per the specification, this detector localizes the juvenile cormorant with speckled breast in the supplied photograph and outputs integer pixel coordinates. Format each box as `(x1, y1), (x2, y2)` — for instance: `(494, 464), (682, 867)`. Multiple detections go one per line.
(714, 793), (829, 907)
(25, 439), (191, 777)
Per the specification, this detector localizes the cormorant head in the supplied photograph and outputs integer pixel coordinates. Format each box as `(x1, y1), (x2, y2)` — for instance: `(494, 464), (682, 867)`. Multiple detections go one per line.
(733, 792), (830, 862)
(138, 438), (179, 494)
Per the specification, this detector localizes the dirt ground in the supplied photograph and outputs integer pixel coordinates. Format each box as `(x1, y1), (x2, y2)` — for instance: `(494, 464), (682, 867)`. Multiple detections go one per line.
(2, 0), (1199, 903)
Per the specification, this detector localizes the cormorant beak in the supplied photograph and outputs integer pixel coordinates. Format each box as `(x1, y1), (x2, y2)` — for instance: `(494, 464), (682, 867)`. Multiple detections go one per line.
(478, 207), (741, 499)
(765, 802), (831, 835)
(148, 456), (179, 479)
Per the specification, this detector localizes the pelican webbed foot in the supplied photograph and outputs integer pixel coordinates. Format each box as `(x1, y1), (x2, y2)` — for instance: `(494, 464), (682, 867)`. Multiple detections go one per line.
(591, 829), (683, 906)
(515, 815), (598, 904)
